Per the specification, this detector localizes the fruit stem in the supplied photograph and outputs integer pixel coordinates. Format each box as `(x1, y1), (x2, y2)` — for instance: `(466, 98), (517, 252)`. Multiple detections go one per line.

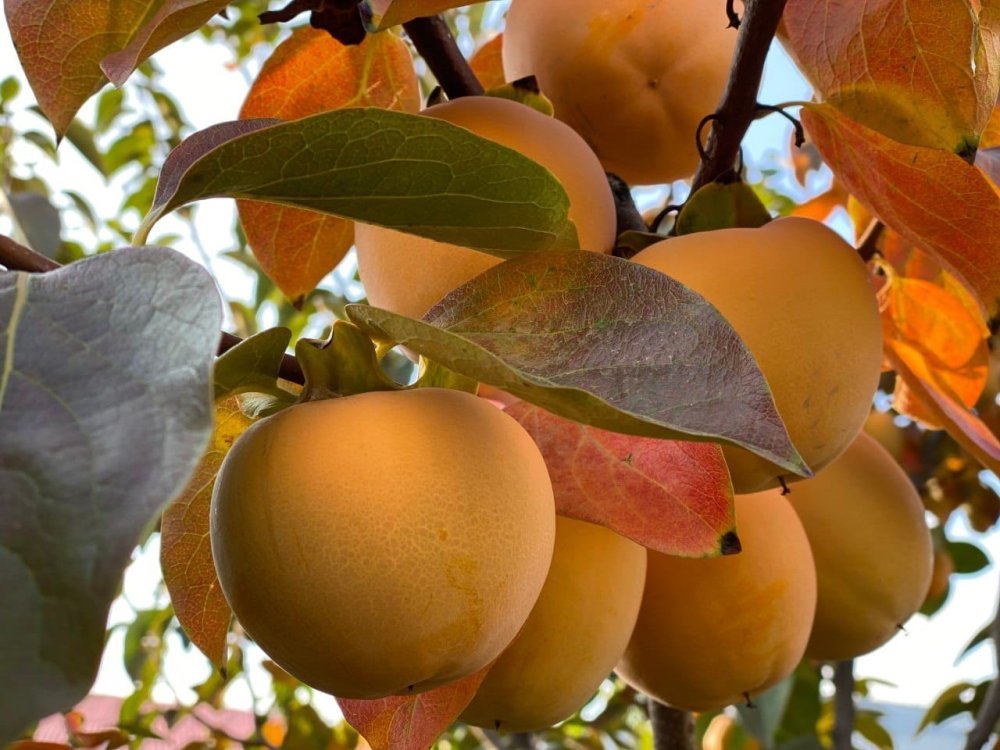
(690, 0), (789, 193)
(403, 16), (484, 99)
(832, 659), (855, 750)
(648, 700), (695, 750)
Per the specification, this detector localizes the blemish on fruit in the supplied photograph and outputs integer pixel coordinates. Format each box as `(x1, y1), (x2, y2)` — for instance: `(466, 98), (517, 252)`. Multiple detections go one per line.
(720, 530), (742, 556)
(743, 692), (756, 708)
(778, 476), (791, 495)
(438, 529), (449, 541)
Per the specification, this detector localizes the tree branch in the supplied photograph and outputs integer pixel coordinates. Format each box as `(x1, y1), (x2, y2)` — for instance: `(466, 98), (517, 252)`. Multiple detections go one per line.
(856, 219), (885, 262)
(690, 0), (788, 192)
(832, 660), (855, 750)
(218, 331), (304, 385)
(965, 583), (1000, 750)
(649, 700), (695, 750)
(403, 16), (484, 99)
(0, 234), (60, 272)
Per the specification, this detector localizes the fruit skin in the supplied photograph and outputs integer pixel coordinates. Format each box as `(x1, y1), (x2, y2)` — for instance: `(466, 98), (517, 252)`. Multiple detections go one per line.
(502, 0), (737, 185)
(354, 95), (616, 321)
(781, 431), (933, 661)
(615, 491), (816, 711)
(633, 217), (882, 494)
(210, 387), (556, 699)
(461, 516), (646, 731)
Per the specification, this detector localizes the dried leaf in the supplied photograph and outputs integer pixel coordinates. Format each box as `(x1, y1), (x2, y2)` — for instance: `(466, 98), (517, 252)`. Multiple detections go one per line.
(783, 0), (1000, 152)
(504, 402), (736, 557)
(237, 28), (420, 300)
(470, 35), (506, 90)
(160, 399), (252, 668)
(99, 1), (230, 87)
(802, 103), (1000, 312)
(337, 666), (489, 750)
(347, 250), (807, 476)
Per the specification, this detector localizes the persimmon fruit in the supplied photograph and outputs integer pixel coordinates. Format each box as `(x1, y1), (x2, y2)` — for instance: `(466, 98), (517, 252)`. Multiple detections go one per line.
(632, 217), (883, 493)
(354, 95), (616, 321)
(210, 387), (556, 699)
(502, 0), (737, 185)
(782, 431), (934, 660)
(615, 491), (816, 711)
(461, 516), (647, 731)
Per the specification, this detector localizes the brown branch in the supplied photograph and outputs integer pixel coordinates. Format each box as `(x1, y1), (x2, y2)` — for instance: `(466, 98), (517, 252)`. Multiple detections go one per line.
(965, 584), (1000, 750)
(0, 238), (306, 386)
(403, 16), (484, 99)
(649, 700), (695, 750)
(690, 0), (788, 193)
(857, 219), (885, 262)
(607, 172), (647, 236)
(832, 660), (855, 750)
(0, 234), (60, 272)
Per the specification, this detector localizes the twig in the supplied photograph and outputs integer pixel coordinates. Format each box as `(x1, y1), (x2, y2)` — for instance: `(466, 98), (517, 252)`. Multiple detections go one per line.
(403, 16), (484, 99)
(832, 660), (855, 750)
(965, 582), (1000, 750)
(856, 219), (885, 262)
(258, 0), (315, 25)
(218, 331), (305, 385)
(690, 0), (789, 193)
(0, 234), (60, 272)
(649, 700), (695, 750)
(0, 238), (307, 386)
(726, 0), (742, 28)
(607, 172), (647, 235)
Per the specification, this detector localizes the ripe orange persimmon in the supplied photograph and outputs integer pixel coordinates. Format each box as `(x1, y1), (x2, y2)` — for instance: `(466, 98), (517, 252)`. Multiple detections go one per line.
(632, 217), (883, 493)
(615, 492), (816, 711)
(210, 388), (556, 699)
(461, 516), (646, 731)
(503, 0), (737, 185)
(781, 431), (933, 660)
(354, 95), (616, 321)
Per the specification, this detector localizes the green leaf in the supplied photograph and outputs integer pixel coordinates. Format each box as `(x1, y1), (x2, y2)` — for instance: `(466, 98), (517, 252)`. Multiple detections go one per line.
(854, 710), (893, 750)
(63, 118), (107, 176)
(138, 109), (579, 255)
(6, 191), (62, 259)
(346, 250), (807, 474)
(918, 681), (975, 732)
(959, 621), (992, 662)
(738, 674), (795, 749)
(946, 540), (991, 574)
(214, 328), (293, 400)
(675, 182), (772, 236)
(0, 247), (221, 743)
(0, 77), (20, 105)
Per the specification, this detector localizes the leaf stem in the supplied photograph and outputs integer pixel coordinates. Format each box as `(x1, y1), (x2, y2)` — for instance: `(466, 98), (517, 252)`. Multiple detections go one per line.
(857, 219), (885, 262)
(403, 16), (484, 99)
(832, 659), (855, 750)
(690, 0), (789, 192)
(218, 331), (305, 385)
(649, 700), (695, 750)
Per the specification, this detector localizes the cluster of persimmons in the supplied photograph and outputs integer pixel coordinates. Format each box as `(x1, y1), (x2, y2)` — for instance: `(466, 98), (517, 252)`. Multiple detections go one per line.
(208, 0), (934, 734)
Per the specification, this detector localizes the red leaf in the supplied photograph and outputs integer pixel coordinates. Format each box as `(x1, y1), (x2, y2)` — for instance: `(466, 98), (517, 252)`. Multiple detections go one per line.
(100, 1), (230, 87)
(337, 666), (490, 750)
(504, 402), (736, 557)
(470, 35), (506, 91)
(802, 103), (1000, 312)
(237, 27), (420, 300)
(160, 399), (252, 668)
(783, 0), (1000, 151)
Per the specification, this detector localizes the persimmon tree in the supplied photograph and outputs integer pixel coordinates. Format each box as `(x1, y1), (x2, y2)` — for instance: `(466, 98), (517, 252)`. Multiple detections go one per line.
(1, 1), (999, 749)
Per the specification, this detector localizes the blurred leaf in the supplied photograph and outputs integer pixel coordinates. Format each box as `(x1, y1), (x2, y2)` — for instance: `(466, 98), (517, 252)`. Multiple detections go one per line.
(140, 109), (578, 254)
(237, 28), (419, 300)
(0, 248), (220, 743)
(945, 540), (991, 574)
(0, 76), (21, 105)
(7, 191), (61, 258)
(105, 122), (157, 174)
(504, 401), (735, 557)
(363, 0), (472, 30)
(95, 87), (126, 134)
(959, 621), (992, 662)
(160, 399), (253, 668)
(918, 681), (975, 732)
(802, 103), (1000, 313)
(783, 0), (1000, 152)
(63, 118), (107, 176)
(100, 1), (231, 87)
(738, 674), (795, 748)
(338, 665), (489, 750)
(469, 34), (506, 90)
(123, 607), (173, 682)
(22, 130), (57, 160)
(282, 704), (332, 750)
(854, 710), (893, 750)
(347, 250), (807, 475)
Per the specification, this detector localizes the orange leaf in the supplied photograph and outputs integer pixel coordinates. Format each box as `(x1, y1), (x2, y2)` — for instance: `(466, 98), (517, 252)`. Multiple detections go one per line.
(802, 103), (1000, 313)
(337, 666), (490, 750)
(6, 1), (159, 135)
(884, 340), (1000, 475)
(160, 399), (253, 668)
(469, 35), (506, 91)
(237, 28), (420, 300)
(783, 0), (1000, 152)
(791, 182), (848, 221)
(504, 402), (736, 558)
